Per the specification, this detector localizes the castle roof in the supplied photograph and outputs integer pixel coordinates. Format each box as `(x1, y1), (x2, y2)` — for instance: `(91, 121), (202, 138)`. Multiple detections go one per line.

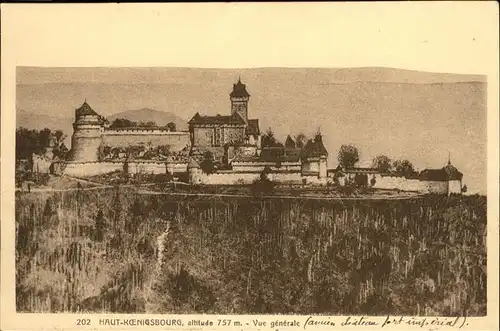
(259, 147), (300, 162)
(443, 162), (463, 180)
(419, 166), (463, 181)
(76, 101), (99, 117)
(284, 135), (296, 149)
(246, 119), (260, 136)
(419, 169), (450, 181)
(301, 133), (328, 158)
(233, 148), (301, 163)
(188, 112), (246, 126)
(230, 78), (250, 98)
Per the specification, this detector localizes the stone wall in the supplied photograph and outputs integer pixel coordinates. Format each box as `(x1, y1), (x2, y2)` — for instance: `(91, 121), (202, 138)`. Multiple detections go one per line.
(301, 160), (320, 173)
(102, 130), (190, 151)
(127, 161), (187, 175)
(197, 171), (260, 185)
(232, 161), (301, 173)
(448, 180), (462, 194)
(371, 174), (449, 194)
(64, 161), (187, 177)
(195, 171), (323, 186)
(421, 180), (449, 194)
(192, 127), (214, 147)
(269, 172), (303, 183)
(64, 162), (124, 177)
(222, 126), (245, 144)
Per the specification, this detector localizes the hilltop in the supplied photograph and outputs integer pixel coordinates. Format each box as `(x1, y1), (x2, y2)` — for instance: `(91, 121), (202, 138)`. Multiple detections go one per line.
(15, 188), (487, 314)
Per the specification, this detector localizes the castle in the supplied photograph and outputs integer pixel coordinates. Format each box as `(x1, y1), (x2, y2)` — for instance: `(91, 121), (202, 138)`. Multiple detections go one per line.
(62, 78), (463, 194)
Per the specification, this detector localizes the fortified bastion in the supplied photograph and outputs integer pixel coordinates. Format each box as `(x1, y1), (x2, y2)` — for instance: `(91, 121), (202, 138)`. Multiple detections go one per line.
(70, 101), (190, 162)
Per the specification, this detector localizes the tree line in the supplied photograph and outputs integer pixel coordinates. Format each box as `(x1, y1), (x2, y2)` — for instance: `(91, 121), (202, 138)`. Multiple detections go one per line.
(337, 145), (416, 176)
(16, 127), (69, 160)
(110, 118), (177, 131)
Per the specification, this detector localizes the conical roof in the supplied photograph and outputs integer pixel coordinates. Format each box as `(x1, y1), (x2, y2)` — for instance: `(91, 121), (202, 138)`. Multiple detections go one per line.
(443, 163), (463, 180)
(230, 77), (250, 98)
(301, 133), (328, 158)
(75, 100), (99, 116)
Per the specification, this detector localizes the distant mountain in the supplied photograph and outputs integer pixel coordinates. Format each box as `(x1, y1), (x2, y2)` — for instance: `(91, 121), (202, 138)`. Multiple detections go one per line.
(16, 108), (73, 138)
(17, 66), (486, 85)
(107, 108), (188, 130)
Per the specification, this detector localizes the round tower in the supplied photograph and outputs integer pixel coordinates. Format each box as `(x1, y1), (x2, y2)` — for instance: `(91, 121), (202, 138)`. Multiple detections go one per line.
(70, 101), (104, 162)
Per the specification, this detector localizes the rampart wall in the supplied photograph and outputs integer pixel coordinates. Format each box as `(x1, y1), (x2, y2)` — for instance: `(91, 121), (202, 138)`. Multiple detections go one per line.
(232, 161), (301, 173)
(195, 170), (315, 185)
(102, 130), (190, 151)
(63, 160), (455, 195)
(371, 174), (448, 194)
(64, 161), (187, 177)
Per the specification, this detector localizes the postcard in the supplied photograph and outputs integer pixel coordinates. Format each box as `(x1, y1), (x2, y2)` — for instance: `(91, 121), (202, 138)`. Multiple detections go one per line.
(1, 3), (498, 331)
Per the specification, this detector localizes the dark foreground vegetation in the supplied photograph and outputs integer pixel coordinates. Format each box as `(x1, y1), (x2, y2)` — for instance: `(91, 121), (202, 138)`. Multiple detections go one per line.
(16, 188), (486, 315)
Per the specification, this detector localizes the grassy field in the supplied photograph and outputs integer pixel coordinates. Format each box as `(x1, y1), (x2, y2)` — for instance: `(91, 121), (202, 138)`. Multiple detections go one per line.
(15, 187), (486, 315)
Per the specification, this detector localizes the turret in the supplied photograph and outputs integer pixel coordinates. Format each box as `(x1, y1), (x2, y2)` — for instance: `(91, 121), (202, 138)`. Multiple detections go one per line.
(70, 100), (105, 162)
(301, 132), (328, 178)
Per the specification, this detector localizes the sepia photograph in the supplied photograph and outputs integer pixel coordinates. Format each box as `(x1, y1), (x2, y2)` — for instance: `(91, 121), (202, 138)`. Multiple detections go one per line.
(1, 2), (499, 331)
(13, 65), (487, 314)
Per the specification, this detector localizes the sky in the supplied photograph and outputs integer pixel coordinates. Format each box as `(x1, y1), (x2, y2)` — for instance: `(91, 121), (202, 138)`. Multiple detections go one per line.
(1, 3), (498, 73)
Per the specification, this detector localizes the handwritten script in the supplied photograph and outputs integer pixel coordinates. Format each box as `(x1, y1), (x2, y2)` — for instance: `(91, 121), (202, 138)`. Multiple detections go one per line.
(302, 316), (468, 330)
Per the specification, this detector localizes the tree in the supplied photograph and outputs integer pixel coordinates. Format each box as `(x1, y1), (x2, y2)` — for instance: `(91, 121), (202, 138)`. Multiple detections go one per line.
(260, 165), (272, 181)
(337, 144), (359, 169)
(253, 166), (275, 194)
(393, 159), (415, 177)
(294, 133), (307, 148)
(166, 122), (177, 132)
(372, 155), (392, 173)
(54, 143), (69, 159)
(16, 127), (41, 159)
(261, 128), (279, 148)
(54, 130), (66, 146)
(139, 121), (156, 127)
(157, 145), (171, 155)
(16, 127), (68, 160)
(110, 118), (137, 128)
(38, 128), (52, 148)
(461, 185), (468, 193)
(94, 209), (105, 242)
(200, 151), (215, 174)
